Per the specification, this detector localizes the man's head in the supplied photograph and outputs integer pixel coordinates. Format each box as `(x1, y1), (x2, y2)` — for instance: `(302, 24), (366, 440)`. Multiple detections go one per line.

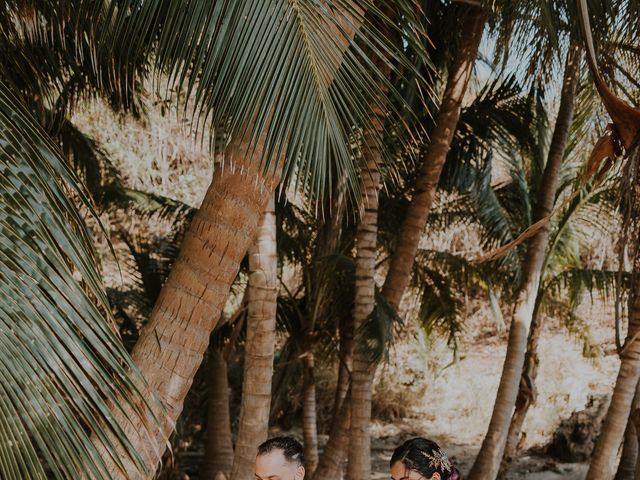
(255, 436), (305, 480)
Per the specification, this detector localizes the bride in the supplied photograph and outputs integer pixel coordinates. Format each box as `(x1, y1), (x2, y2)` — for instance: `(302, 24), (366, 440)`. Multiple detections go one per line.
(390, 438), (461, 480)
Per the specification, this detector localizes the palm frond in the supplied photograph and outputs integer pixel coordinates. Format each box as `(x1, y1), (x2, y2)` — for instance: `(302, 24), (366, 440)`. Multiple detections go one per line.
(356, 288), (403, 364)
(0, 1), (150, 118)
(102, 0), (431, 202)
(543, 268), (630, 306)
(541, 297), (601, 358)
(0, 80), (158, 479)
(411, 249), (502, 351)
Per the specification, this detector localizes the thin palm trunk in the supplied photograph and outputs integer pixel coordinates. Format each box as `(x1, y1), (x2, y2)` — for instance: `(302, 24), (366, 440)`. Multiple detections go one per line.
(230, 196), (278, 480)
(313, 316), (353, 480)
(381, 5), (485, 310)
(346, 125), (381, 480)
(588, 285), (640, 479)
(333, 317), (354, 423)
(95, 137), (279, 478)
(313, 389), (351, 480)
(634, 413), (640, 480)
(614, 379), (640, 480)
(469, 43), (582, 480)
(304, 177), (348, 476)
(498, 299), (543, 477)
(312, 316), (354, 480)
(201, 346), (233, 480)
(616, 417), (638, 480)
(302, 350), (319, 475)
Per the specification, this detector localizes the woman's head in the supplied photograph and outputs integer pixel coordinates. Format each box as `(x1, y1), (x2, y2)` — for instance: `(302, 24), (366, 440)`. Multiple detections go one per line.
(390, 438), (459, 480)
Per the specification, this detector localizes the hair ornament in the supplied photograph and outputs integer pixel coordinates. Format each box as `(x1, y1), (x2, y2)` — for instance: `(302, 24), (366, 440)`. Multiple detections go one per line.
(423, 449), (452, 473)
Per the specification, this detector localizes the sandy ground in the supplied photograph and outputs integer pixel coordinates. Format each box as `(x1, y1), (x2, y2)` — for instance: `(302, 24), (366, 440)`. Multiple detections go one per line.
(363, 303), (620, 480)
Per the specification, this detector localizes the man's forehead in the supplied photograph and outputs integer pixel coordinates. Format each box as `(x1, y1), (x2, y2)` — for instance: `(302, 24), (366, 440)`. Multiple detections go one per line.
(256, 448), (292, 471)
(258, 449), (288, 463)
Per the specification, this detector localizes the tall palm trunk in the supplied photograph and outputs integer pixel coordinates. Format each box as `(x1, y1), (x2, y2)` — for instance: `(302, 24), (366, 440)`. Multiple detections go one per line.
(302, 350), (319, 475)
(588, 278), (640, 479)
(633, 410), (640, 480)
(95, 137), (280, 478)
(346, 125), (381, 480)
(202, 346), (233, 480)
(616, 418), (638, 480)
(303, 182), (348, 477)
(333, 317), (354, 424)
(588, 185), (640, 479)
(313, 316), (353, 480)
(615, 381), (640, 479)
(469, 42), (582, 480)
(381, 5), (485, 310)
(230, 196), (278, 480)
(498, 297), (543, 476)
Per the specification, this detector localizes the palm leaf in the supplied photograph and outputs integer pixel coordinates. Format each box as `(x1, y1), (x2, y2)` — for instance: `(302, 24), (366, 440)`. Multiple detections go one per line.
(357, 288), (403, 364)
(0, 1), (150, 118)
(100, 0), (430, 202)
(543, 268), (630, 304)
(0, 80), (159, 479)
(411, 249), (503, 351)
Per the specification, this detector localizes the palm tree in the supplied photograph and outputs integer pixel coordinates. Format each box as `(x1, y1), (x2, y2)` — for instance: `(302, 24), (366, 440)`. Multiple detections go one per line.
(271, 193), (355, 477)
(590, 245), (640, 478)
(615, 384), (640, 480)
(230, 197), (278, 480)
(0, 1), (427, 476)
(468, 40), (582, 480)
(381, 0), (486, 310)
(347, 132), (382, 480)
(499, 179), (622, 475)
(494, 62), (626, 473)
(202, 341), (234, 480)
(106, 3), (427, 474)
(573, 1), (640, 476)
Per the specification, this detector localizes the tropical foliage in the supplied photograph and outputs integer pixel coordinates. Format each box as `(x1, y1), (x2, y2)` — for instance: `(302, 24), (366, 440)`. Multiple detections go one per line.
(2, 0), (640, 479)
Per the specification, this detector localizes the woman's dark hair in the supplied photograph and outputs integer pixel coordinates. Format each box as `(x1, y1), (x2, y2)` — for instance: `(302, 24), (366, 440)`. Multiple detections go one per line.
(391, 438), (460, 480)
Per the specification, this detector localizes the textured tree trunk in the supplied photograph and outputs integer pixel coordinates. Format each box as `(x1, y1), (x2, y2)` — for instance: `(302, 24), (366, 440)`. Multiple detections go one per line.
(201, 347), (234, 480)
(313, 315), (353, 480)
(469, 43), (582, 480)
(498, 299), (543, 478)
(614, 379), (640, 480)
(381, 5), (485, 311)
(633, 409), (640, 480)
(95, 135), (279, 478)
(346, 123), (381, 480)
(230, 196), (278, 480)
(304, 175), (348, 477)
(333, 317), (354, 424)
(588, 275), (640, 478)
(616, 418), (638, 480)
(302, 351), (320, 475)
(313, 389), (351, 480)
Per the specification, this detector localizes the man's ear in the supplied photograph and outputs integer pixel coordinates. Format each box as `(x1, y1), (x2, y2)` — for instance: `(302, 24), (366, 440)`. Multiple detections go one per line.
(295, 465), (305, 480)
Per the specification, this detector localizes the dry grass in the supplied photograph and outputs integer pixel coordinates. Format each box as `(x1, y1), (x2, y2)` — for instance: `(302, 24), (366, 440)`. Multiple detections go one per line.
(370, 287), (620, 456)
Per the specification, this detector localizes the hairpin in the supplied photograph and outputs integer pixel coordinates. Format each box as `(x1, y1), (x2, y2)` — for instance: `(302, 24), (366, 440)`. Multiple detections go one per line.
(423, 449), (452, 473)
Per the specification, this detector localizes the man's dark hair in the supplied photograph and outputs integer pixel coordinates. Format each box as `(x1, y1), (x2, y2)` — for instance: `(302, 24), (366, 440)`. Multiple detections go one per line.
(257, 436), (304, 466)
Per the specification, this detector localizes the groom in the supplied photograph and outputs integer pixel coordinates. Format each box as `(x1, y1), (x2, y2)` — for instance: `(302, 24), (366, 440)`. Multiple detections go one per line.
(255, 436), (306, 480)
